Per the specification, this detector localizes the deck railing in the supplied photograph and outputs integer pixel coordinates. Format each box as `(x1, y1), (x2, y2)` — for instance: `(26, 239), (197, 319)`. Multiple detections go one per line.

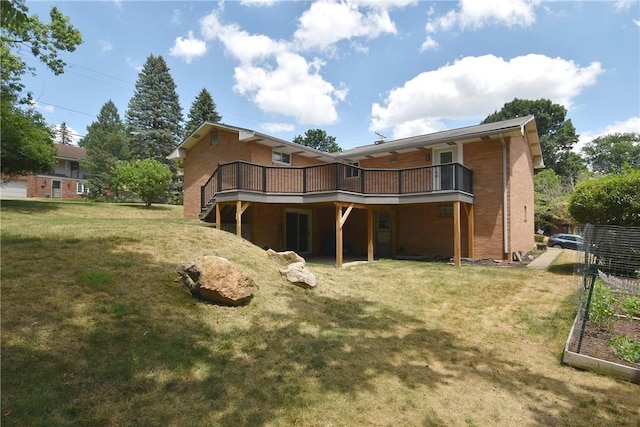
(201, 161), (473, 211)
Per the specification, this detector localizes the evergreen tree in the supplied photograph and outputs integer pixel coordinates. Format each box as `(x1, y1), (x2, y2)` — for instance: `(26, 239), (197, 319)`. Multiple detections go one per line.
(125, 54), (183, 167)
(58, 122), (72, 145)
(184, 88), (221, 137)
(79, 100), (128, 197)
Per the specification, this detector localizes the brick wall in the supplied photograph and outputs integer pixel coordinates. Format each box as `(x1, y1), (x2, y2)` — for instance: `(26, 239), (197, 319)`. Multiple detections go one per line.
(508, 135), (535, 255)
(464, 139), (506, 259)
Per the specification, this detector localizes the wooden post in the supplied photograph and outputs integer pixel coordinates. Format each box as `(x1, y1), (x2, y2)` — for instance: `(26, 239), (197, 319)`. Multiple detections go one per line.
(236, 200), (243, 237)
(235, 201), (250, 237)
(367, 208), (374, 262)
(453, 201), (461, 266)
(215, 202), (221, 230)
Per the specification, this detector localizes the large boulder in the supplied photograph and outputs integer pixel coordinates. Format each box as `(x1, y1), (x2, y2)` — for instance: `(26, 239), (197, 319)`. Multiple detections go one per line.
(266, 248), (305, 266)
(280, 261), (317, 289)
(177, 256), (255, 306)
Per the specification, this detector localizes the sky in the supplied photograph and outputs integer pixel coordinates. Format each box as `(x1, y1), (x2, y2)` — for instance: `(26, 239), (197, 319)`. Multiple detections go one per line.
(22, 0), (640, 152)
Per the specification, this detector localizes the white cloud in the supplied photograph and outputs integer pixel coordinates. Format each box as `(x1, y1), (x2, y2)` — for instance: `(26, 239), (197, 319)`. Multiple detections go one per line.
(200, 11), (288, 64)
(420, 35), (439, 52)
(240, 0), (275, 7)
(390, 118), (448, 140)
(293, 1), (397, 50)
(614, 0), (635, 11)
(126, 57), (143, 72)
(99, 40), (113, 52)
(233, 52), (344, 125)
(262, 122), (295, 133)
(575, 116), (640, 152)
(31, 100), (54, 113)
(427, 0), (540, 33)
(171, 8), (181, 25)
(169, 31), (207, 63)
(370, 54), (603, 136)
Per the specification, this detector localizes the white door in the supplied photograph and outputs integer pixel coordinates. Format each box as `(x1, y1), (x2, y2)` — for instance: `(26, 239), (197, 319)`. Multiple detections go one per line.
(52, 180), (62, 198)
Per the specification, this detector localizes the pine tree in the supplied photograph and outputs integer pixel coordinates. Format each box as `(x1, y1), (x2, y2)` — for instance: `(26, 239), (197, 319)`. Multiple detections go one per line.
(125, 54), (183, 168)
(184, 88), (222, 138)
(58, 122), (72, 144)
(79, 100), (128, 197)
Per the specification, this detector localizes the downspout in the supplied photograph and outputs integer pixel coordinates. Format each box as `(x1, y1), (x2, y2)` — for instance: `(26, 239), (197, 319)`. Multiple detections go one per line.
(500, 133), (509, 260)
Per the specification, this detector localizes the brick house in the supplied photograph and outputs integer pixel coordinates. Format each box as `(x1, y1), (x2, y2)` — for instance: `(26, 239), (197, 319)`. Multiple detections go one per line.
(1, 144), (89, 199)
(169, 115), (543, 266)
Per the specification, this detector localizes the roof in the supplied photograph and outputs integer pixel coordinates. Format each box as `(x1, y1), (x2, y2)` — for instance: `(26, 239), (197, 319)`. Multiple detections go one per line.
(56, 144), (86, 160)
(336, 115), (543, 168)
(167, 122), (335, 163)
(168, 115), (544, 169)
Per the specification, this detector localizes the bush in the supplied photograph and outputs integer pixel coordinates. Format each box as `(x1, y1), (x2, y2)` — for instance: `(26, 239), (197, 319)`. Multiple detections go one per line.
(568, 169), (640, 227)
(111, 159), (173, 208)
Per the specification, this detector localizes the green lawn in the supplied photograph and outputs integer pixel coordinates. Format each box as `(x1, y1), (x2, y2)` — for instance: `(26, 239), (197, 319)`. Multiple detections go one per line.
(1, 199), (638, 426)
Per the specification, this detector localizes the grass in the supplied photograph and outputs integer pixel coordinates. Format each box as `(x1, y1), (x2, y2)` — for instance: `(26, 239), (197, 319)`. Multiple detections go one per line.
(2, 198), (639, 426)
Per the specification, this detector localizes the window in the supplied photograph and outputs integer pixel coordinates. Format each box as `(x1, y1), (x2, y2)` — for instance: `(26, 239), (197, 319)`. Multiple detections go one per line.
(210, 131), (218, 145)
(437, 204), (453, 217)
(77, 182), (88, 194)
(272, 150), (291, 165)
(345, 162), (360, 178)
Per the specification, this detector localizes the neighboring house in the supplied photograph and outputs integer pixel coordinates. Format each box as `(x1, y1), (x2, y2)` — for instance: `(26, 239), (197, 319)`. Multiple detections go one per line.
(169, 115), (543, 266)
(1, 144), (89, 199)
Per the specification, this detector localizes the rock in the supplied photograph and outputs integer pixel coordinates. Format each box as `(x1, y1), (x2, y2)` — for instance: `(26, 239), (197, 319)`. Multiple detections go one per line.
(266, 248), (305, 266)
(177, 256), (255, 306)
(280, 261), (317, 289)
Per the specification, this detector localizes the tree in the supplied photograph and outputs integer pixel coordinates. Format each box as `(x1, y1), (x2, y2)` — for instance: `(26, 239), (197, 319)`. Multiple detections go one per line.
(568, 168), (640, 226)
(1, 0), (82, 101)
(125, 54), (183, 167)
(581, 133), (640, 174)
(57, 122), (72, 145)
(482, 98), (583, 178)
(111, 159), (173, 208)
(534, 169), (573, 232)
(184, 88), (221, 137)
(293, 129), (341, 153)
(1, 98), (56, 180)
(0, 0), (82, 179)
(79, 100), (129, 197)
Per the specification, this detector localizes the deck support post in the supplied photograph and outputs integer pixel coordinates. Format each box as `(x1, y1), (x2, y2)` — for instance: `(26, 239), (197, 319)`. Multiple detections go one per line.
(215, 203), (221, 230)
(367, 208), (374, 262)
(453, 201), (461, 267)
(235, 201), (250, 237)
(335, 202), (355, 268)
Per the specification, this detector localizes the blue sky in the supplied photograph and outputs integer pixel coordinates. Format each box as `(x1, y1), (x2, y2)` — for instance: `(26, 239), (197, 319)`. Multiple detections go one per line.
(23, 0), (640, 151)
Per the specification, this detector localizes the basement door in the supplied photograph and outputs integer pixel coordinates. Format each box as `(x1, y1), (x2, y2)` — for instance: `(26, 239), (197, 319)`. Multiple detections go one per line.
(375, 210), (392, 258)
(285, 209), (311, 255)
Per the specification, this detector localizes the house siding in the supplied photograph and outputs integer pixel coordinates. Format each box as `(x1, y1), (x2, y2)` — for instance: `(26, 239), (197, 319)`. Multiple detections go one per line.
(183, 130), (253, 218)
(463, 138), (505, 259)
(508, 135), (535, 255)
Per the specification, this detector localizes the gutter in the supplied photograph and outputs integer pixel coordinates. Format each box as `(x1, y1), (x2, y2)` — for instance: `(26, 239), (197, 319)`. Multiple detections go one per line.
(500, 133), (509, 260)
